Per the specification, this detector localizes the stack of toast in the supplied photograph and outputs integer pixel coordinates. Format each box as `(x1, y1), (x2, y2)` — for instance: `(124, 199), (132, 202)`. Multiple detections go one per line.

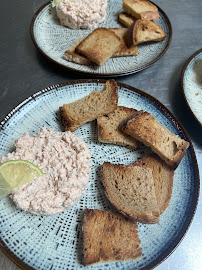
(64, 27), (139, 66)
(119, 0), (166, 47)
(64, 0), (166, 66)
(60, 80), (189, 265)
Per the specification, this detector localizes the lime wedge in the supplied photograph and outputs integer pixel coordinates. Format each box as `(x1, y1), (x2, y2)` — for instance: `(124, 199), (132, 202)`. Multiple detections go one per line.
(0, 160), (43, 199)
(52, 0), (63, 8)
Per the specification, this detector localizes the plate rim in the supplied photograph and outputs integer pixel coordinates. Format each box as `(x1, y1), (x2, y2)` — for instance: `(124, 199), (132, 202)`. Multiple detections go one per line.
(30, 0), (172, 77)
(0, 79), (200, 270)
(181, 48), (202, 127)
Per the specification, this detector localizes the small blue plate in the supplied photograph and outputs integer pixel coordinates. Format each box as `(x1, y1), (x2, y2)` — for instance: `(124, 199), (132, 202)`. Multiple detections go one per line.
(30, 0), (172, 77)
(0, 80), (199, 270)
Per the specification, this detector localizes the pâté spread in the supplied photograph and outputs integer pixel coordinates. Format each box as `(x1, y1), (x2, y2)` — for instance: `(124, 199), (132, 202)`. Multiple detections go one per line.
(0, 127), (91, 215)
(56, 0), (108, 29)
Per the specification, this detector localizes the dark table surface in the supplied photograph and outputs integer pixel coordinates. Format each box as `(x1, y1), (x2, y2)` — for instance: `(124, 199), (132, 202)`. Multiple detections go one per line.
(0, 0), (201, 269)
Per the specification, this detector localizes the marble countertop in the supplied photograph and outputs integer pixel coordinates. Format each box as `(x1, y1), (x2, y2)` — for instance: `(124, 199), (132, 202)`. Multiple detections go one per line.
(0, 0), (201, 269)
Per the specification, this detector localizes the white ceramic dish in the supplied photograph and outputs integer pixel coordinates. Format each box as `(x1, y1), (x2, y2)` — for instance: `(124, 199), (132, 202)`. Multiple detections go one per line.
(181, 48), (202, 126)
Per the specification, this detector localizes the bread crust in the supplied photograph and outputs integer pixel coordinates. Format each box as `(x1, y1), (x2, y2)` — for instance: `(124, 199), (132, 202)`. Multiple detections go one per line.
(120, 110), (190, 169)
(60, 106), (76, 131)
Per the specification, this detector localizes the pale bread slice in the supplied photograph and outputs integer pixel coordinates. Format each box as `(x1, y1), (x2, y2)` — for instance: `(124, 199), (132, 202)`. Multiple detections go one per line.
(120, 110), (190, 169)
(118, 13), (137, 27)
(110, 28), (138, 56)
(60, 80), (118, 132)
(101, 162), (160, 223)
(64, 37), (93, 65)
(128, 19), (166, 46)
(123, 0), (159, 21)
(97, 106), (139, 148)
(83, 209), (142, 266)
(134, 154), (174, 214)
(76, 28), (121, 65)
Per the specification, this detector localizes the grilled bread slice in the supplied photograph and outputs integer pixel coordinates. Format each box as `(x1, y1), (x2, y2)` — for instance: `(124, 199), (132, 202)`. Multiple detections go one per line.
(123, 0), (159, 21)
(118, 13), (137, 27)
(101, 162), (160, 223)
(64, 37), (93, 65)
(128, 19), (166, 46)
(76, 28), (121, 65)
(60, 80), (118, 132)
(120, 110), (190, 169)
(97, 106), (139, 148)
(83, 209), (142, 266)
(134, 154), (174, 214)
(110, 28), (138, 56)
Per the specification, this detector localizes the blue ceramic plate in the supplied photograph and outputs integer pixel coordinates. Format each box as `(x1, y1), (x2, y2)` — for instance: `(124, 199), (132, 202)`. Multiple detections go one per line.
(30, 0), (172, 77)
(0, 80), (199, 270)
(181, 49), (202, 126)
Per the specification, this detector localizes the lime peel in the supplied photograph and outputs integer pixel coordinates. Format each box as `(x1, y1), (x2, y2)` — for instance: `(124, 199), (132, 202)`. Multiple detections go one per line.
(0, 160), (43, 199)
(52, 0), (64, 8)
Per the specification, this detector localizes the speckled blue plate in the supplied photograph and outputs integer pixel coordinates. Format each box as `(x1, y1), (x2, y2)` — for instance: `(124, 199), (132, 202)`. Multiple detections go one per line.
(30, 0), (172, 77)
(181, 48), (202, 126)
(0, 80), (199, 270)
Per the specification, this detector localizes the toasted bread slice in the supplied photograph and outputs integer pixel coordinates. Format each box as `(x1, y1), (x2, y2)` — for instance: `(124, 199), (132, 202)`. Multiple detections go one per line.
(76, 28), (121, 65)
(60, 80), (118, 132)
(123, 0), (159, 21)
(97, 106), (139, 148)
(64, 37), (93, 65)
(118, 13), (137, 27)
(134, 154), (174, 214)
(101, 162), (160, 223)
(109, 28), (138, 57)
(128, 20), (166, 46)
(120, 111), (190, 169)
(83, 209), (142, 266)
